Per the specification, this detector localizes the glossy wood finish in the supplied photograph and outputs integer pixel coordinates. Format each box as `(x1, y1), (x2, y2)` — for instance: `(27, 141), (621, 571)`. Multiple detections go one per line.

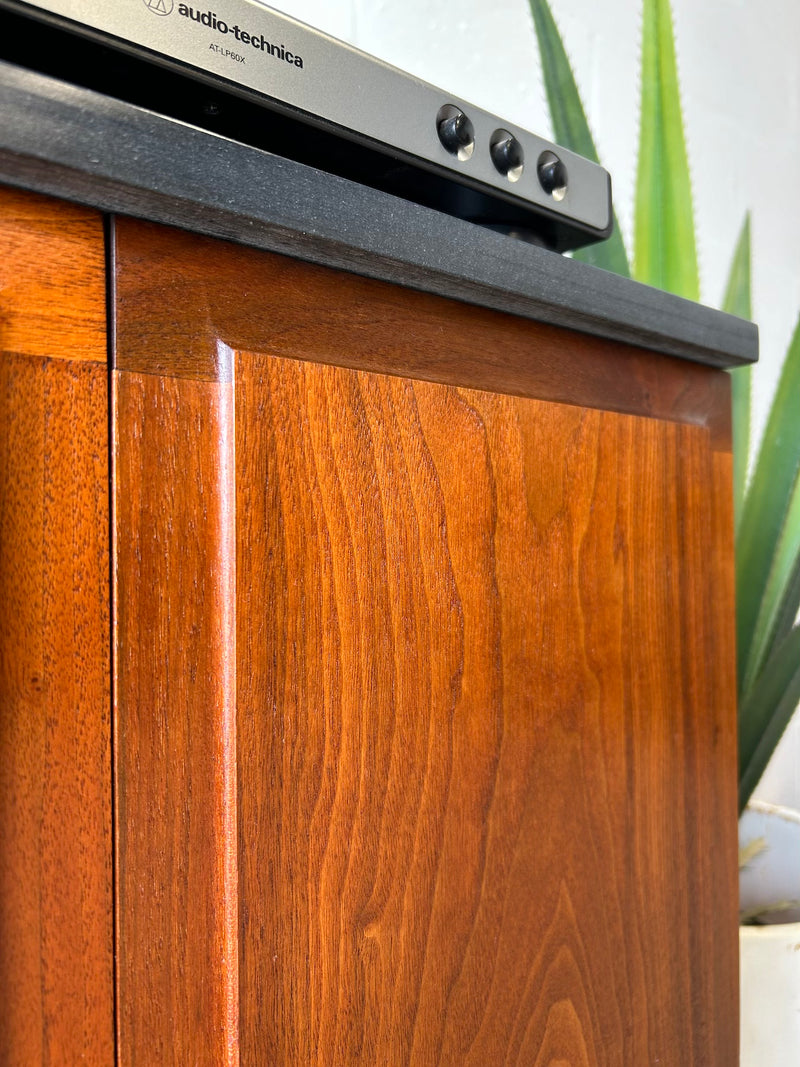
(234, 355), (738, 1065)
(0, 186), (106, 364)
(113, 371), (239, 1066)
(0, 188), (113, 1064)
(112, 216), (739, 1065)
(113, 217), (732, 449)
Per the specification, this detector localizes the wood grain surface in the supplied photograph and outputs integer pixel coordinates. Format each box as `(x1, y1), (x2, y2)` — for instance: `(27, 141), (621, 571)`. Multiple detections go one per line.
(113, 217), (732, 449)
(0, 185), (107, 364)
(111, 215), (738, 1065)
(0, 188), (739, 1064)
(0, 187), (112, 1065)
(113, 370), (239, 1065)
(235, 354), (739, 1065)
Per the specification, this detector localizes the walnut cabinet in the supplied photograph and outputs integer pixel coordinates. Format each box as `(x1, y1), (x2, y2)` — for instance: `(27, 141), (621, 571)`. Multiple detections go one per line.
(0, 186), (740, 1065)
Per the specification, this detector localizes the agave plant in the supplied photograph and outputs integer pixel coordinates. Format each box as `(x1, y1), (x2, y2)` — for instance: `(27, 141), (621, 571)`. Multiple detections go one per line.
(528, 0), (800, 813)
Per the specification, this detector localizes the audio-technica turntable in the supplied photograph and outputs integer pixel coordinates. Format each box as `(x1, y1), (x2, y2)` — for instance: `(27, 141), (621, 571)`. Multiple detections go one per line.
(0, 0), (614, 251)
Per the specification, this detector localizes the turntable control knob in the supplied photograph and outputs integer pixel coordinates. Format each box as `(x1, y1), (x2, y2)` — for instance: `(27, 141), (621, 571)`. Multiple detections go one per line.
(490, 130), (524, 182)
(537, 150), (568, 201)
(436, 105), (475, 161)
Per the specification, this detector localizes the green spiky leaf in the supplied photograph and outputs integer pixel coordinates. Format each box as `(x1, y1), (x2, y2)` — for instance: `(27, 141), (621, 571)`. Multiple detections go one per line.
(770, 515), (800, 652)
(722, 214), (752, 321)
(739, 625), (800, 812)
(743, 469), (800, 694)
(737, 315), (800, 692)
(634, 0), (699, 299)
(528, 0), (630, 277)
(722, 215), (752, 533)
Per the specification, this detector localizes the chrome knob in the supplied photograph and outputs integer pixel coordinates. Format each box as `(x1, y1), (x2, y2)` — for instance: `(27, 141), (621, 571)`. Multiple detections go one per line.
(436, 105), (475, 161)
(537, 150), (568, 201)
(490, 129), (524, 182)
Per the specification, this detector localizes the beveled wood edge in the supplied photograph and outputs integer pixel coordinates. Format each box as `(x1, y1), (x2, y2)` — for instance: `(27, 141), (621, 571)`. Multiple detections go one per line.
(112, 368), (240, 1063)
(0, 61), (757, 371)
(112, 216), (732, 452)
(108, 217), (234, 384)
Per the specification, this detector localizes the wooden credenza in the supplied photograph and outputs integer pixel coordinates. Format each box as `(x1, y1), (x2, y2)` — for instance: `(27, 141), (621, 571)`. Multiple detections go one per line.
(1, 177), (744, 1065)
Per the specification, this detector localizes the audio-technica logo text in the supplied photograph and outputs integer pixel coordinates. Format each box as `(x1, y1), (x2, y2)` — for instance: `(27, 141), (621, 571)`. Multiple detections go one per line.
(143, 0), (174, 13)
(177, 6), (304, 68)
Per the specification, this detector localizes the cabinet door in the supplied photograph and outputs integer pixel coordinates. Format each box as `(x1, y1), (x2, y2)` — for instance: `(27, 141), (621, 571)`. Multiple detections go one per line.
(113, 217), (738, 1066)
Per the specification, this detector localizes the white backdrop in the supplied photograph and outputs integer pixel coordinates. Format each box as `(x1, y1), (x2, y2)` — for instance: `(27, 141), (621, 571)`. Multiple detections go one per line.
(269, 0), (800, 807)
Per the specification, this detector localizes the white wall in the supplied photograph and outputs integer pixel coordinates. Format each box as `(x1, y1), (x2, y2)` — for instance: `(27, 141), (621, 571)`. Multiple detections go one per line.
(272, 0), (800, 808)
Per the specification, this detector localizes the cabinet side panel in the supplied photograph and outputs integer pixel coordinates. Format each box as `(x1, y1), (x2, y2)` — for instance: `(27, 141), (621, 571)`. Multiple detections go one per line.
(0, 185), (107, 364)
(113, 370), (239, 1066)
(707, 449), (740, 1058)
(234, 354), (738, 1065)
(0, 357), (113, 1062)
(0, 183), (113, 1065)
